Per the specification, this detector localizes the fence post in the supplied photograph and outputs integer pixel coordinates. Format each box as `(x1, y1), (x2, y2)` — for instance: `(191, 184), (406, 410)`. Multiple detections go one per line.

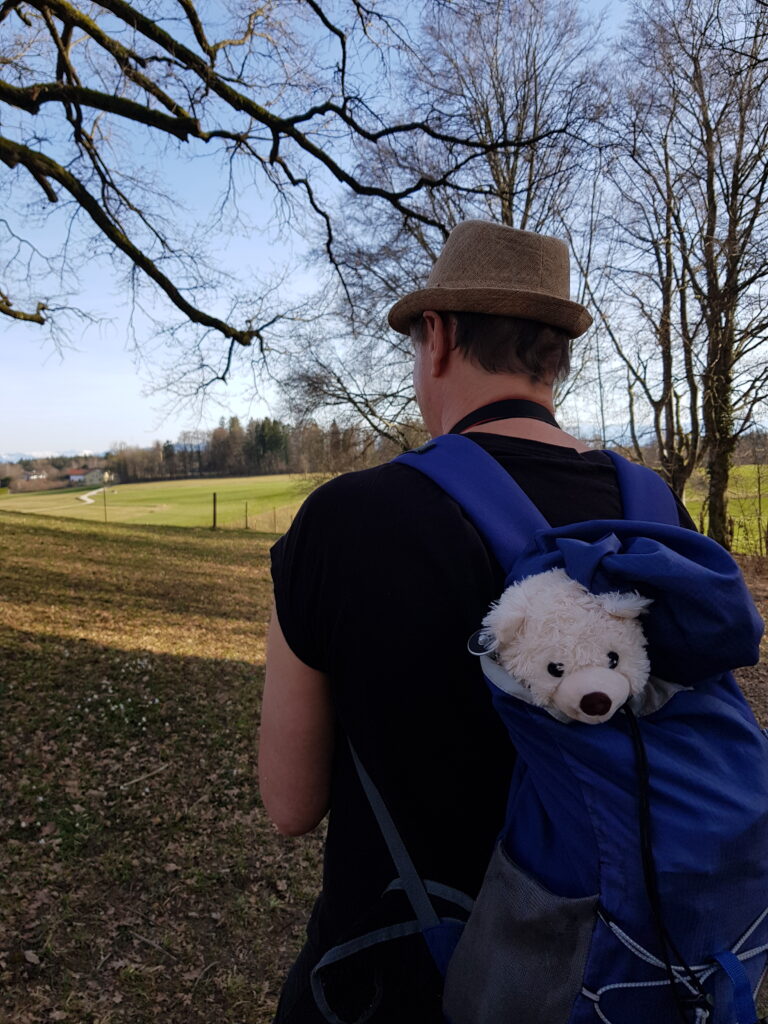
(757, 461), (764, 557)
(102, 487), (107, 524)
(245, 500), (249, 530)
(212, 492), (217, 530)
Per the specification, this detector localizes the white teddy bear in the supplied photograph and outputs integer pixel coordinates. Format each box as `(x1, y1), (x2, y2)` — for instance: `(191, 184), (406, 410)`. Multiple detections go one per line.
(479, 568), (652, 724)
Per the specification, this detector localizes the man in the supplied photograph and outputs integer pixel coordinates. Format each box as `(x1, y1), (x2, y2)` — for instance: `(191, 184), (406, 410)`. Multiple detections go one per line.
(259, 221), (691, 1022)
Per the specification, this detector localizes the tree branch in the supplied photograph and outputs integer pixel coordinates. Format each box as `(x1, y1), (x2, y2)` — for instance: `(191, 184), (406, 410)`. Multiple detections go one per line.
(0, 289), (47, 323)
(0, 134), (256, 345)
(0, 79), (200, 139)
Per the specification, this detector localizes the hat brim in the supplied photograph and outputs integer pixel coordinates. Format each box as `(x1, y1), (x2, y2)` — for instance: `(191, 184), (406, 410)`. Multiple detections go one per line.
(388, 287), (593, 338)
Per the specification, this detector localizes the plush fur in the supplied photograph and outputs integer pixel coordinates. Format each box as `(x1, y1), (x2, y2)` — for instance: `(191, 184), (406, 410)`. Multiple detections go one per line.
(481, 568), (652, 723)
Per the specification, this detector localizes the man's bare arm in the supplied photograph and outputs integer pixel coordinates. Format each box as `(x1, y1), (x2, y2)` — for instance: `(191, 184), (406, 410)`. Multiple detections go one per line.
(258, 608), (334, 836)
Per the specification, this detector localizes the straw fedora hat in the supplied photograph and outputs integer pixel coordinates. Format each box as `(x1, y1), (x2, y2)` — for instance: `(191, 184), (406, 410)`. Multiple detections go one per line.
(388, 220), (592, 338)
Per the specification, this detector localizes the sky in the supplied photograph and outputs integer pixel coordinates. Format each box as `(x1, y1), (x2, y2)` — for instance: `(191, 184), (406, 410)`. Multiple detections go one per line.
(0, 138), (315, 457)
(0, 205), (310, 457)
(1, 0), (628, 459)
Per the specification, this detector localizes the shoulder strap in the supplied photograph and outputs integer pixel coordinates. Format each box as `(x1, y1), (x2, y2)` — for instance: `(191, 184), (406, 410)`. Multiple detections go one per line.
(396, 439), (682, 564)
(396, 434), (549, 576)
(602, 450), (679, 526)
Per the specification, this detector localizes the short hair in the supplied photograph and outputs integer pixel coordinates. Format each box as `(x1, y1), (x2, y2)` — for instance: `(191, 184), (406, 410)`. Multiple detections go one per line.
(410, 312), (571, 383)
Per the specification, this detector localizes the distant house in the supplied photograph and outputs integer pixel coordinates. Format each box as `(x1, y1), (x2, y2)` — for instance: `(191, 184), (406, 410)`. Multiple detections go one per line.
(68, 467), (113, 487)
(22, 471), (47, 481)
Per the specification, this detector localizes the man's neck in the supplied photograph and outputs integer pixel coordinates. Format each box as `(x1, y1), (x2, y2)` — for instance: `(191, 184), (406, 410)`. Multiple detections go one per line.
(436, 377), (555, 435)
(434, 380), (589, 452)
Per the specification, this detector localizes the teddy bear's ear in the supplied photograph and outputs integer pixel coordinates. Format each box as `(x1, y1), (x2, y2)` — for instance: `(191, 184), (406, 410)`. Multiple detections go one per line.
(482, 586), (531, 647)
(595, 589), (653, 619)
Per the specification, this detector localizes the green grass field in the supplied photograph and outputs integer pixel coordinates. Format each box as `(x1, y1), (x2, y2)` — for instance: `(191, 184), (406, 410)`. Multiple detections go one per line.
(0, 475), (314, 531)
(4, 463), (768, 551)
(4, 455), (767, 553)
(0, 511), (323, 1023)
(684, 464), (768, 554)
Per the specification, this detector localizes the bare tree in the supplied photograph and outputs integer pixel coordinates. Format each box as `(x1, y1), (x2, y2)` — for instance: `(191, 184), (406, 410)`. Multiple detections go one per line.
(591, 82), (703, 496)
(599, 0), (768, 546)
(280, 0), (607, 441)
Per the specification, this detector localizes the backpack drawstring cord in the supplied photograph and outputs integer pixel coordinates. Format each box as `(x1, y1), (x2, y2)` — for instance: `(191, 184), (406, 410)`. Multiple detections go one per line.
(622, 705), (714, 1023)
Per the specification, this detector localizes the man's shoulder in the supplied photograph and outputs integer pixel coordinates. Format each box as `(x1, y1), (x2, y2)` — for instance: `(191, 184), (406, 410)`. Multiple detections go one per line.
(304, 459), (445, 513)
(288, 458), (475, 557)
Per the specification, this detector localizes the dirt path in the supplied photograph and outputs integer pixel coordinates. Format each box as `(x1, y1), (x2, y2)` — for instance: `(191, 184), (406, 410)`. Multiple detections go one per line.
(76, 487), (103, 505)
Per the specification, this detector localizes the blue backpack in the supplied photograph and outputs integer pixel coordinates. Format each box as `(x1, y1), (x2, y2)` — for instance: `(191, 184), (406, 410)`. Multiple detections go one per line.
(312, 434), (768, 1024)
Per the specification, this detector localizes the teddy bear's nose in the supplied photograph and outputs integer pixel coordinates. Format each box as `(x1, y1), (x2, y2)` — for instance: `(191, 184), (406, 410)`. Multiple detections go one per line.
(579, 692), (612, 717)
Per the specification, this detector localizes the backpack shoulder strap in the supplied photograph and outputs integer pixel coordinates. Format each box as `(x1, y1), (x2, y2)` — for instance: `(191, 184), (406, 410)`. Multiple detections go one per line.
(602, 450), (679, 526)
(395, 439), (682, 569)
(395, 434), (549, 576)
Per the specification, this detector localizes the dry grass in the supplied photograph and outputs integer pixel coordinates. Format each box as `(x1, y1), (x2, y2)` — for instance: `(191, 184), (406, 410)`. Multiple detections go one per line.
(0, 511), (323, 1024)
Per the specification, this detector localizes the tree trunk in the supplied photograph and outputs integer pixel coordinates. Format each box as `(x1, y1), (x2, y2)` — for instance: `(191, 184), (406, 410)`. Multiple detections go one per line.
(706, 441), (733, 548)
(703, 332), (735, 548)
(659, 449), (692, 500)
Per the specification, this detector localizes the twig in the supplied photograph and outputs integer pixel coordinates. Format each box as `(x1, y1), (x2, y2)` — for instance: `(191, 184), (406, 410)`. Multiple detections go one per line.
(130, 932), (180, 962)
(120, 763), (170, 789)
(191, 960), (219, 995)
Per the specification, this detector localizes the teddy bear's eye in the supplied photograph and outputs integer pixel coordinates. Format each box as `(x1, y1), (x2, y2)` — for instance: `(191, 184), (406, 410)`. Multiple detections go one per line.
(547, 662), (565, 678)
(608, 651), (619, 669)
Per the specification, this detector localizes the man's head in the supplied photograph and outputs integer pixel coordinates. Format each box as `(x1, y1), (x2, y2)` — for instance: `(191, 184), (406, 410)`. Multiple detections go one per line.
(389, 221), (592, 434)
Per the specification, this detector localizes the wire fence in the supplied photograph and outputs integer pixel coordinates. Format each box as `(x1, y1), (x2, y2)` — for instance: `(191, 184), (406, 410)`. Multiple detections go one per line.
(725, 501), (768, 557)
(686, 464), (768, 556)
(210, 496), (298, 533)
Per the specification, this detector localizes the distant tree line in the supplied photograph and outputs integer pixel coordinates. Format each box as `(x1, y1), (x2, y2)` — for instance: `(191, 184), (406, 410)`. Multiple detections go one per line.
(1, 416), (424, 491)
(6, 422), (766, 495)
(103, 417), (414, 485)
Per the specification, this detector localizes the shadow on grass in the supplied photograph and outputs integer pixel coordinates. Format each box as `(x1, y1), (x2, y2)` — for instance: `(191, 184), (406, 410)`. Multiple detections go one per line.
(0, 507), (284, 556)
(0, 511), (278, 660)
(0, 624), (322, 1024)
